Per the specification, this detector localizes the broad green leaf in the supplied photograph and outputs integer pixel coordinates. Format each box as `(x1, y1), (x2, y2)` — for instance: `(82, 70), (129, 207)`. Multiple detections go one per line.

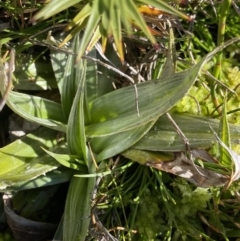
(86, 69), (196, 137)
(90, 120), (156, 161)
(64, 54), (97, 241)
(4, 168), (73, 191)
(67, 76), (88, 161)
(0, 127), (63, 189)
(63, 167), (96, 241)
(66, 41), (88, 163)
(84, 46), (115, 124)
(47, 34), (116, 125)
(85, 42), (120, 108)
(6, 91), (66, 132)
(133, 113), (240, 152)
(61, 34), (86, 120)
(86, 38), (240, 137)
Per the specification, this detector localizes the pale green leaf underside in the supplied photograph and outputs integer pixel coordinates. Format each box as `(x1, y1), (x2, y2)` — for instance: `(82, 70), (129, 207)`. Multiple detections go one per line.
(4, 168), (73, 191)
(0, 128), (62, 189)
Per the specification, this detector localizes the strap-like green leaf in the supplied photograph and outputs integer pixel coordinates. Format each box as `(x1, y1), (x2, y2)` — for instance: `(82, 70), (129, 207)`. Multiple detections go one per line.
(218, 100), (232, 167)
(4, 168), (73, 191)
(0, 127), (62, 189)
(133, 113), (240, 152)
(61, 34), (86, 119)
(161, 23), (176, 79)
(33, 0), (82, 20)
(67, 61), (87, 160)
(6, 91), (66, 132)
(66, 3), (92, 31)
(84, 46), (115, 124)
(63, 173), (95, 241)
(66, 34), (88, 163)
(42, 148), (87, 171)
(76, 0), (102, 59)
(91, 120), (156, 161)
(86, 38), (240, 137)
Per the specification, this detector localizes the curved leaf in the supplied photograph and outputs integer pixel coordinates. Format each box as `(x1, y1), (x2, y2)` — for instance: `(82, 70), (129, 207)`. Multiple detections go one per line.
(86, 38), (240, 137)
(0, 127), (63, 190)
(6, 91), (66, 132)
(33, 0), (82, 20)
(61, 33), (86, 120)
(65, 34), (88, 163)
(133, 113), (240, 151)
(91, 120), (156, 161)
(4, 168), (73, 191)
(42, 148), (86, 171)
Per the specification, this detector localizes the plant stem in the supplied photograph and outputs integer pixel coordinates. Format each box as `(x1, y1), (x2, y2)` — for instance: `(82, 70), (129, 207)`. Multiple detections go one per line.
(211, 0), (232, 112)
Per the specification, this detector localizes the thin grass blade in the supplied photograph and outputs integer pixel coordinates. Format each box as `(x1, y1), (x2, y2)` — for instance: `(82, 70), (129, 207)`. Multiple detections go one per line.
(33, 0), (82, 20)
(218, 99), (232, 167)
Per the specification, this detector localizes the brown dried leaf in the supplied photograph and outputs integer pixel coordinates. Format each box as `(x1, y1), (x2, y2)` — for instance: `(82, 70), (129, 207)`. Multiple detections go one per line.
(147, 152), (228, 188)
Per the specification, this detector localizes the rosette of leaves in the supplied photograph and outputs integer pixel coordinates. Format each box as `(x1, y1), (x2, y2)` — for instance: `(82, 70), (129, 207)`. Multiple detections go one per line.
(1, 30), (240, 240)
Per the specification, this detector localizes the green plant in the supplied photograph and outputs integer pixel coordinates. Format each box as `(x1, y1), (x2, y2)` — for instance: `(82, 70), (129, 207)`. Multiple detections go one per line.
(0, 1), (240, 240)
